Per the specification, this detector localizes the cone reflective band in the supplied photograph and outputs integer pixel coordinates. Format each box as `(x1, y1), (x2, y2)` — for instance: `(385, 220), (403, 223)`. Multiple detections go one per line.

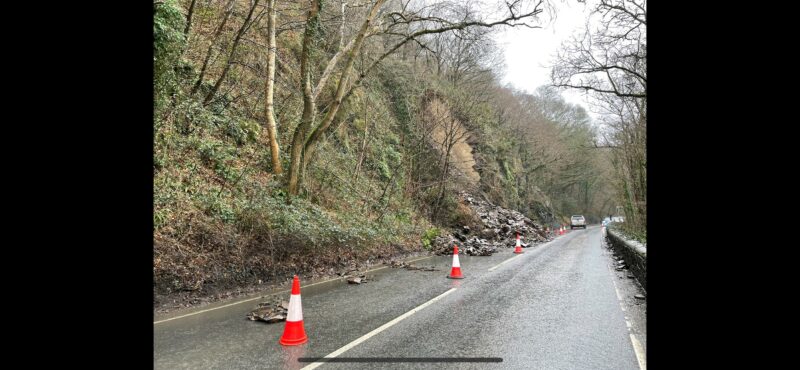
(279, 275), (308, 346)
(514, 233), (523, 254)
(447, 245), (464, 279)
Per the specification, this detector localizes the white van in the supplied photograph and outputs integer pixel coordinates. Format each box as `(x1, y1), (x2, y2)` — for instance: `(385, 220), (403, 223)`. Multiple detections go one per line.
(570, 215), (586, 229)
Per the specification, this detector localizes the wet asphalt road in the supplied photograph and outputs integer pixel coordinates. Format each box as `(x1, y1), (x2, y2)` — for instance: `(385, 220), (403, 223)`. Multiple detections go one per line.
(154, 226), (646, 369)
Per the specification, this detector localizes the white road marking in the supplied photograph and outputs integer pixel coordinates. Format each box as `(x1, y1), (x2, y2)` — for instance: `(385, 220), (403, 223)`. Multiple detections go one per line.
(487, 239), (558, 271)
(630, 333), (647, 370)
(154, 255), (435, 324)
(605, 249), (646, 370)
(611, 279), (623, 301)
(300, 288), (458, 370)
(488, 253), (523, 271)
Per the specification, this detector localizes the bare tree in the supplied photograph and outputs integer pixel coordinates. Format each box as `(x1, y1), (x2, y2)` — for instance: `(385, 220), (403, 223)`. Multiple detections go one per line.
(263, 0), (283, 173)
(203, 0), (263, 106)
(191, 0), (236, 96)
(287, 0), (391, 196)
(426, 93), (476, 221)
(551, 0), (646, 98)
(551, 0), (646, 233)
(286, 0), (322, 196)
(287, 0), (548, 196)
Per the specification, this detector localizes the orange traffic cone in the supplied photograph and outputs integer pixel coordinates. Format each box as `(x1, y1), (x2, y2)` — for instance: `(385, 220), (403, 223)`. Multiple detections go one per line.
(514, 233), (524, 254)
(279, 275), (308, 346)
(447, 245), (464, 279)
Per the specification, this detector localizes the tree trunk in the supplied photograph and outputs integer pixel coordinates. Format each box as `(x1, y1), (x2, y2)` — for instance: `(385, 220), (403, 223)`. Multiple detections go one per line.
(183, 0), (197, 36)
(191, 0), (235, 96)
(287, 0), (321, 196)
(203, 0), (261, 106)
(263, 0), (282, 174)
(299, 0), (386, 178)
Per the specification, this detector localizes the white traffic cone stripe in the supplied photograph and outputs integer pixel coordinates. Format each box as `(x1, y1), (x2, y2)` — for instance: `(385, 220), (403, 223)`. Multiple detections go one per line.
(516, 237), (521, 247)
(286, 294), (303, 322)
(452, 253), (460, 268)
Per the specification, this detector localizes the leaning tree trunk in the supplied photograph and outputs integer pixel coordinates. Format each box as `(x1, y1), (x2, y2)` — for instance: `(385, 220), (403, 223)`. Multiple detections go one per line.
(190, 0), (235, 96)
(286, 0), (321, 196)
(300, 0), (386, 178)
(203, 0), (261, 106)
(183, 0), (197, 36)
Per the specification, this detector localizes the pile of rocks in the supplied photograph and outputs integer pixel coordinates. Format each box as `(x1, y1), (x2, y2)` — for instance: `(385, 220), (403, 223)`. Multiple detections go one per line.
(247, 299), (288, 323)
(433, 192), (553, 256)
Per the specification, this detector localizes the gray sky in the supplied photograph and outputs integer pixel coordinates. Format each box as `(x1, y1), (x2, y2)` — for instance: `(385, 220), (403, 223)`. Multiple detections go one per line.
(494, 1), (598, 120)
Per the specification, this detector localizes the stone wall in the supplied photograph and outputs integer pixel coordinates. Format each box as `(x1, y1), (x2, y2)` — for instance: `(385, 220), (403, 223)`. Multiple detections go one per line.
(606, 228), (646, 292)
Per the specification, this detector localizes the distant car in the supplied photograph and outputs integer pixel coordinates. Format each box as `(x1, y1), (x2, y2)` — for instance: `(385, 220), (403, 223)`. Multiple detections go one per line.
(570, 215), (586, 229)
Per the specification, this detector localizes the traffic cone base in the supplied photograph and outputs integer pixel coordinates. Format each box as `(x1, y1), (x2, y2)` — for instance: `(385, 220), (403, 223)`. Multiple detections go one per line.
(279, 321), (308, 345)
(279, 276), (308, 346)
(447, 268), (464, 279)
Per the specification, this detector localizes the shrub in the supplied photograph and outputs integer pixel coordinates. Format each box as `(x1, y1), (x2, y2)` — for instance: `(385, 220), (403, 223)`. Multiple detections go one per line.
(421, 227), (441, 249)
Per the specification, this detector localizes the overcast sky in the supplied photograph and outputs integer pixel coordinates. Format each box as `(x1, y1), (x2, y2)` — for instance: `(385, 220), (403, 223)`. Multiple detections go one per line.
(494, 1), (598, 120)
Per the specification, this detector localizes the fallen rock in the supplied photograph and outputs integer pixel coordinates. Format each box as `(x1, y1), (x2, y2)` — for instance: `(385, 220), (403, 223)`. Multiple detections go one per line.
(247, 300), (288, 323)
(388, 260), (440, 271)
(261, 313), (286, 323)
(347, 277), (362, 284)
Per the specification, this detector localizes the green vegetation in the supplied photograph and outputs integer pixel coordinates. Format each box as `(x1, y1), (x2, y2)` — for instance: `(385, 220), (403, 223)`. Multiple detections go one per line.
(153, 0), (629, 303)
